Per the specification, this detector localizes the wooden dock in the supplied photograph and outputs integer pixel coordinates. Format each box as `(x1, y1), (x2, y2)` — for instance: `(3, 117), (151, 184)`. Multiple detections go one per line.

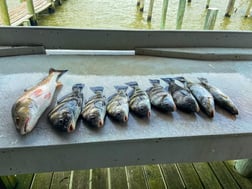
(0, 0), (63, 26)
(6, 161), (251, 189)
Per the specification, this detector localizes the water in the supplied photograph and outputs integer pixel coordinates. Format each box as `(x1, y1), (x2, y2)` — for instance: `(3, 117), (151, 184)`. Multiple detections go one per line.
(6, 0), (252, 30)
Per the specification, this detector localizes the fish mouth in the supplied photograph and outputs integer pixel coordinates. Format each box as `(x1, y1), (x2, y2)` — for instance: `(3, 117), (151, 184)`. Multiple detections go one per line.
(67, 120), (76, 133)
(97, 119), (104, 128)
(19, 117), (30, 135)
(123, 115), (128, 122)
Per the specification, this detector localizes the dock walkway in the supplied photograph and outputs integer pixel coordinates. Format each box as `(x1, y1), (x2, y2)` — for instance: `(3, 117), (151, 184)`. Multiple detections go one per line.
(0, 0), (60, 26)
(10, 161), (252, 189)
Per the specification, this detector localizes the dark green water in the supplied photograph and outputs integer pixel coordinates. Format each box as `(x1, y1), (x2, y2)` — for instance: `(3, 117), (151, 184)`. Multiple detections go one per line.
(6, 0), (252, 30)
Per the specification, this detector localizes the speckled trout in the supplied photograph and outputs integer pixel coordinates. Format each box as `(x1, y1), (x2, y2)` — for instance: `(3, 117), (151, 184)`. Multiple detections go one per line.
(12, 68), (68, 135)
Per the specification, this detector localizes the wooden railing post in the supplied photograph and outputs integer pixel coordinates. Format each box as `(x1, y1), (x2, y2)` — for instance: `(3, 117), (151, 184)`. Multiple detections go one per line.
(160, 0), (169, 29)
(206, 0), (211, 9)
(0, 0), (11, 25)
(176, 0), (186, 29)
(139, 0), (144, 12)
(147, 0), (155, 22)
(225, 0), (236, 17)
(26, 0), (38, 25)
(245, 0), (252, 17)
(203, 8), (218, 30)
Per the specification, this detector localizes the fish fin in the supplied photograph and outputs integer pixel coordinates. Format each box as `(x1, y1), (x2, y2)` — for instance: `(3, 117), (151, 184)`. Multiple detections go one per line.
(107, 93), (117, 102)
(56, 82), (63, 89)
(149, 79), (160, 86)
(127, 88), (134, 98)
(125, 81), (138, 88)
(161, 78), (174, 84)
(72, 83), (85, 92)
(114, 85), (128, 92)
(90, 86), (104, 94)
(174, 76), (186, 83)
(198, 77), (208, 84)
(49, 68), (68, 80)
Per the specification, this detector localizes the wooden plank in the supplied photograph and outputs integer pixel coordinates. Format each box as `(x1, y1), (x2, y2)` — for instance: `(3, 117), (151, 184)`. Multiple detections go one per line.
(143, 165), (166, 189)
(193, 162), (222, 189)
(224, 161), (252, 188)
(209, 162), (240, 189)
(160, 164), (184, 189)
(50, 171), (71, 189)
(30, 172), (53, 189)
(176, 163), (204, 189)
(126, 166), (148, 189)
(110, 167), (128, 189)
(72, 170), (90, 189)
(15, 174), (34, 189)
(0, 46), (45, 57)
(91, 168), (108, 189)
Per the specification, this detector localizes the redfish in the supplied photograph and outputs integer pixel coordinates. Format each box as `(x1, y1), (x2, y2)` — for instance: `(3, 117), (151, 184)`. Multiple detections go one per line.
(12, 68), (67, 135)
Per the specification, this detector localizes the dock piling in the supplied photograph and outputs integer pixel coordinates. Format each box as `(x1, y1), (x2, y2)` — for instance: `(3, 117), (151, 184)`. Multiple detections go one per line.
(160, 0), (169, 29)
(147, 0), (155, 22)
(137, 0), (140, 6)
(204, 8), (218, 30)
(225, 0), (236, 17)
(26, 0), (38, 25)
(206, 0), (211, 9)
(245, 0), (252, 17)
(176, 0), (186, 29)
(0, 0), (11, 25)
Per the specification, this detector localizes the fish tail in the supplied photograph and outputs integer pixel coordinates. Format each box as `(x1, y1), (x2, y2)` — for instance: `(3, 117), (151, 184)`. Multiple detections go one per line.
(174, 76), (186, 83)
(90, 86), (104, 94)
(198, 77), (208, 84)
(125, 81), (139, 88)
(161, 78), (174, 84)
(49, 68), (68, 80)
(114, 85), (128, 92)
(149, 79), (160, 86)
(72, 83), (85, 92)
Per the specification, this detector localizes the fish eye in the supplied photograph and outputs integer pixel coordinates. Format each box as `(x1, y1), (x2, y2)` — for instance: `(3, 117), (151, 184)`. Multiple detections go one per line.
(116, 112), (122, 118)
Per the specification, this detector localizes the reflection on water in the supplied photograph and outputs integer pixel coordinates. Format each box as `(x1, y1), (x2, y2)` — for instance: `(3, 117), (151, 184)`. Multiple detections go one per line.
(5, 0), (252, 30)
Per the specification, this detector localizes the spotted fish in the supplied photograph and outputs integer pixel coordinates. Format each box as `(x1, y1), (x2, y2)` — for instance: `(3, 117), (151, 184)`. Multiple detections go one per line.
(126, 81), (151, 118)
(48, 83), (85, 132)
(81, 86), (107, 127)
(147, 79), (176, 112)
(198, 77), (238, 115)
(12, 68), (68, 135)
(176, 77), (215, 118)
(107, 86), (129, 122)
(161, 78), (200, 113)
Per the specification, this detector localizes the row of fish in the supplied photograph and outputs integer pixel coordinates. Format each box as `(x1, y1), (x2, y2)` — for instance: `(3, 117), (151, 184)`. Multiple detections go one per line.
(11, 68), (238, 135)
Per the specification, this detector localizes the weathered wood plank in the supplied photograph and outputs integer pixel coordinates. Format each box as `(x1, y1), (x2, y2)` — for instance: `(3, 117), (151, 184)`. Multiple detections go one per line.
(176, 163), (203, 189)
(126, 166), (148, 189)
(143, 165), (166, 189)
(160, 164), (184, 189)
(30, 172), (53, 189)
(224, 161), (252, 188)
(110, 167), (128, 189)
(209, 161), (240, 189)
(193, 162), (222, 189)
(91, 168), (108, 189)
(72, 170), (90, 189)
(15, 174), (34, 189)
(50, 171), (71, 189)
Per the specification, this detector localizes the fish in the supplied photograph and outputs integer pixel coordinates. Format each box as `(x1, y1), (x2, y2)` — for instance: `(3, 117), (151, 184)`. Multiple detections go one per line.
(48, 83), (85, 132)
(161, 78), (200, 113)
(146, 79), (176, 112)
(12, 68), (68, 135)
(81, 86), (107, 127)
(198, 77), (238, 115)
(107, 86), (129, 122)
(175, 76), (215, 118)
(126, 81), (151, 118)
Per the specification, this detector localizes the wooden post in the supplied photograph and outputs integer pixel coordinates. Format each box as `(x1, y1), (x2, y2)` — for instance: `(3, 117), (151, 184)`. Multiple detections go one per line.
(235, 159), (252, 177)
(139, 0), (144, 12)
(188, 0), (191, 3)
(160, 0), (169, 29)
(245, 0), (252, 17)
(203, 8), (218, 30)
(137, 0), (140, 6)
(225, 0), (236, 17)
(0, 0), (11, 25)
(0, 176), (17, 189)
(147, 0), (155, 22)
(206, 0), (211, 9)
(48, 0), (56, 13)
(26, 0), (38, 25)
(176, 0), (186, 29)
